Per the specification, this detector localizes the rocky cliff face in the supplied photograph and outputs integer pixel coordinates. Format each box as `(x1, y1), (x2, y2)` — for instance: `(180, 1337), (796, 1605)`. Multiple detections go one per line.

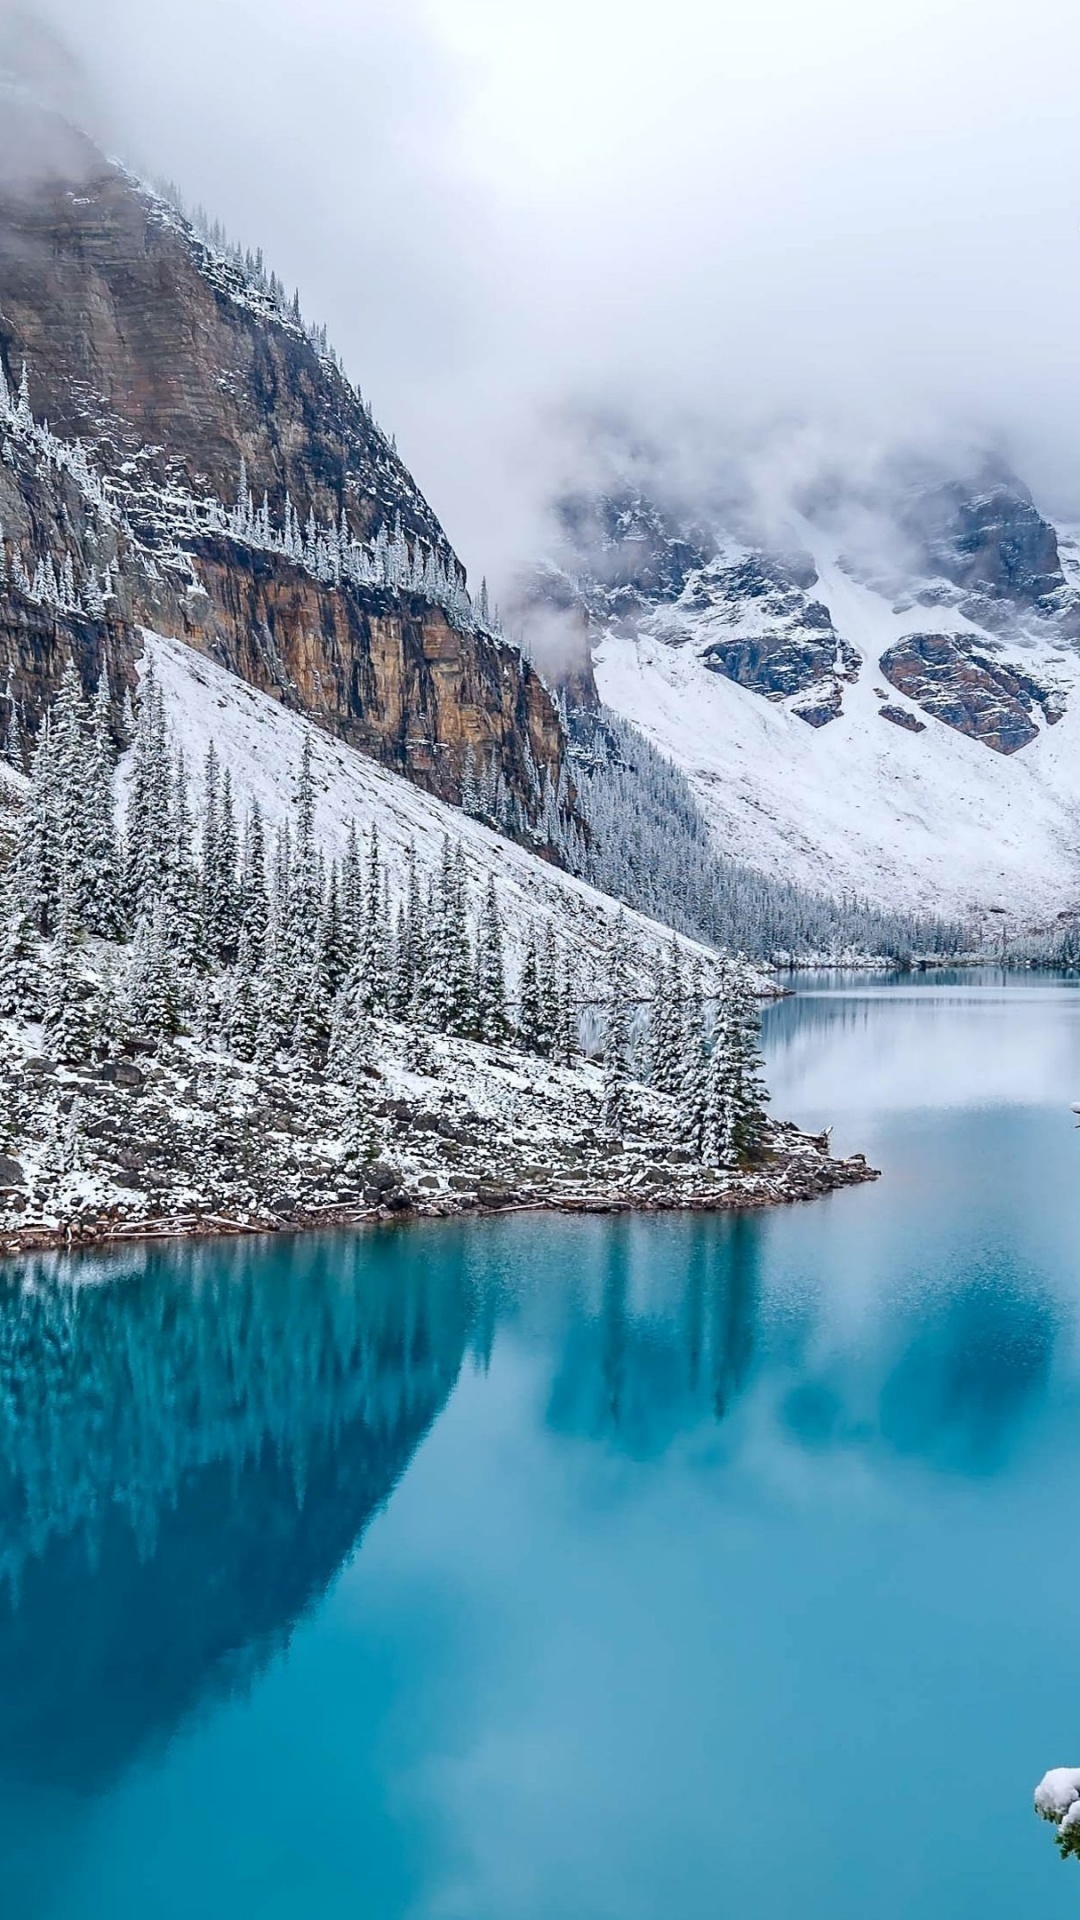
(878, 632), (1065, 754)
(0, 93), (569, 826)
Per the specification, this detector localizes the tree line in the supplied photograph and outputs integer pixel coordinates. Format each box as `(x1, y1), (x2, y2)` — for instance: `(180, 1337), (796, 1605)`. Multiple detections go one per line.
(0, 661), (770, 1169)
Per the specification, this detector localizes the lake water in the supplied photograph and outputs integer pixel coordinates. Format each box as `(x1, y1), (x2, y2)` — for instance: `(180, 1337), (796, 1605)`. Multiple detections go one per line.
(2, 970), (1080, 1918)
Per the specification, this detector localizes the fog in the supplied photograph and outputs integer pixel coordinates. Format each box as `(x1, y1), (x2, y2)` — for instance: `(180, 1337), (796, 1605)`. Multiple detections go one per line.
(4, 0), (1080, 587)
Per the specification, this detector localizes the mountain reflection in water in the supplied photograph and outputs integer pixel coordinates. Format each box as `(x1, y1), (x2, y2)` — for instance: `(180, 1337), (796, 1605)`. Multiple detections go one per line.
(2, 974), (1080, 1920)
(0, 1233), (472, 1793)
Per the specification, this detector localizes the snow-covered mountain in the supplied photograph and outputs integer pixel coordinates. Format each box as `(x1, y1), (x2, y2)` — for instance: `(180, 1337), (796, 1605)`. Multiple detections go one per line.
(528, 464), (1080, 926)
(0, 88), (571, 850)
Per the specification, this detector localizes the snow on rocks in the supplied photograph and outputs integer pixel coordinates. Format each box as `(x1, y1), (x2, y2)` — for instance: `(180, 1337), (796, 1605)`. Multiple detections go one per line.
(0, 1008), (877, 1253)
(592, 519), (1080, 925)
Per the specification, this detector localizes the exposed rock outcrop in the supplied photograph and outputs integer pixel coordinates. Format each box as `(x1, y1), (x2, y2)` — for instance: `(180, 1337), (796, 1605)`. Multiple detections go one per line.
(693, 555), (860, 723)
(878, 704), (926, 734)
(878, 633), (1065, 753)
(898, 465), (1065, 612)
(0, 94), (571, 824)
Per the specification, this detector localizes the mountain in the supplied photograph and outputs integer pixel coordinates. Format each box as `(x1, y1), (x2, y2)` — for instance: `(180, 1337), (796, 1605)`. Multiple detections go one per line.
(525, 458), (1080, 926)
(0, 89), (567, 834)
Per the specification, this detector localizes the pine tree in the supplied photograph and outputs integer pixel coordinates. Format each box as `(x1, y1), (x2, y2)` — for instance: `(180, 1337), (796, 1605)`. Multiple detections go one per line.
(123, 903), (180, 1040)
(1, 691), (24, 773)
(316, 864), (348, 996)
(239, 799), (269, 964)
(196, 740), (221, 963)
(125, 662), (172, 920)
(539, 923), (561, 1053)
(0, 908), (44, 1018)
(340, 1093), (381, 1171)
(17, 713), (60, 934)
(648, 935), (684, 1096)
(678, 962), (708, 1157)
(602, 914), (632, 1135)
(226, 929), (259, 1061)
(327, 973), (373, 1085)
(49, 659), (91, 931)
(340, 819), (364, 964)
(214, 766), (242, 959)
(390, 841), (424, 1019)
(517, 927), (544, 1054)
(167, 749), (199, 954)
(474, 876), (509, 1043)
(290, 735), (322, 947)
(358, 825), (390, 1013)
(444, 841), (475, 1035)
(555, 961), (579, 1066)
(42, 880), (93, 1063)
(81, 670), (124, 938)
(707, 962), (769, 1165)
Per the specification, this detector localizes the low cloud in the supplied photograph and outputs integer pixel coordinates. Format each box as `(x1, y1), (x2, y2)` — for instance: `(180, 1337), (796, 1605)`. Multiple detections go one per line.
(8, 0), (1080, 589)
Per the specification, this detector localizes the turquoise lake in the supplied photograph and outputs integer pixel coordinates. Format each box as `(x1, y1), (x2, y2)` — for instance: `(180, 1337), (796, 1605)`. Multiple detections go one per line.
(2, 970), (1080, 1917)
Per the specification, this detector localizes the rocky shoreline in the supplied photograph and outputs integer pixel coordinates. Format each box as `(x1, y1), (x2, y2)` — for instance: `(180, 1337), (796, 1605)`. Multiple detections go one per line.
(0, 1127), (879, 1256)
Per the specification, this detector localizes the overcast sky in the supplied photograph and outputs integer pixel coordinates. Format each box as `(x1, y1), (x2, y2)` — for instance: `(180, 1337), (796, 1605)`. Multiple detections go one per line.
(13, 0), (1080, 579)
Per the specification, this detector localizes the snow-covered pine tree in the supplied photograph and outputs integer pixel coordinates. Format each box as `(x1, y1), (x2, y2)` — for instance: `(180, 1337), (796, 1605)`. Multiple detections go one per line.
(708, 961), (769, 1165)
(340, 819), (363, 965)
(81, 670), (124, 938)
(648, 934), (684, 1096)
(290, 736), (322, 955)
(49, 659), (93, 932)
(167, 748), (199, 956)
(359, 825), (390, 1013)
(238, 799), (269, 965)
(253, 907), (296, 1062)
(1, 689), (24, 773)
(445, 841), (475, 1036)
(555, 960), (580, 1066)
(517, 927), (544, 1055)
(0, 907), (44, 1018)
(678, 961), (708, 1156)
(461, 746), (480, 816)
(16, 711), (60, 934)
(226, 927), (259, 1062)
(125, 663), (172, 921)
(602, 913), (632, 1136)
(474, 876), (509, 1043)
(123, 902), (181, 1041)
(213, 766), (242, 960)
(196, 740), (221, 963)
(42, 878), (93, 1064)
(317, 864), (349, 997)
(540, 923), (561, 1053)
(327, 973), (373, 1086)
(386, 842), (422, 1019)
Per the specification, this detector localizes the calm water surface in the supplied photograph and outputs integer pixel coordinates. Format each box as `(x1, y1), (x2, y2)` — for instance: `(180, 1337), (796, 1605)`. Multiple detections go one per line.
(2, 971), (1080, 1918)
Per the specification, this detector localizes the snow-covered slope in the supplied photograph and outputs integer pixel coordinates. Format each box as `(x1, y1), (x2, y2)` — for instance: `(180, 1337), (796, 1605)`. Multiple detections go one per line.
(587, 509), (1080, 924)
(138, 632), (720, 990)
